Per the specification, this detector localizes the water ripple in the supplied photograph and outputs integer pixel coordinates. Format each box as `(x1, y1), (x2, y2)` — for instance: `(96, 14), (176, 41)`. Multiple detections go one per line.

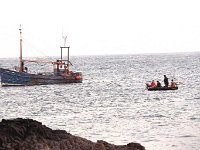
(1, 53), (200, 150)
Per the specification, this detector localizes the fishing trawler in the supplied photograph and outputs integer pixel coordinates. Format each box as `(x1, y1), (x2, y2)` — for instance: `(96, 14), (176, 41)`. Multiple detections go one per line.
(0, 26), (82, 86)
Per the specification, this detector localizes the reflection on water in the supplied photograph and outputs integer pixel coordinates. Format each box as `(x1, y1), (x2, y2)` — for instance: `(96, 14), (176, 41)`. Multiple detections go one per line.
(0, 53), (200, 150)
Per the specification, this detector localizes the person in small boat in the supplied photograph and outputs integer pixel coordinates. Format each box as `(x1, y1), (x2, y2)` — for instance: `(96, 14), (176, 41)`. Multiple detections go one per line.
(164, 75), (169, 87)
(170, 79), (176, 87)
(157, 81), (161, 87)
(151, 80), (156, 87)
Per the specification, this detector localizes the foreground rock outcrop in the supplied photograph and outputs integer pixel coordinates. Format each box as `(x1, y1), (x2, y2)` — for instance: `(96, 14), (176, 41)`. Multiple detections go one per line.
(0, 118), (145, 150)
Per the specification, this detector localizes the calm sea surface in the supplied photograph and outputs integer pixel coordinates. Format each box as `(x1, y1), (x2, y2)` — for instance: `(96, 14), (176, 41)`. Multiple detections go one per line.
(0, 53), (200, 150)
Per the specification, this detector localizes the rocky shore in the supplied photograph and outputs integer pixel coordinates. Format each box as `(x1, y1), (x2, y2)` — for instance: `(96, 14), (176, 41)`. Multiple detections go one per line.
(0, 118), (145, 150)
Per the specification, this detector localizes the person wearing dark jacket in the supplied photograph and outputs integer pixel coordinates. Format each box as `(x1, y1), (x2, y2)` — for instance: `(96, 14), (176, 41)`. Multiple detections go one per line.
(157, 81), (162, 87)
(164, 75), (169, 87)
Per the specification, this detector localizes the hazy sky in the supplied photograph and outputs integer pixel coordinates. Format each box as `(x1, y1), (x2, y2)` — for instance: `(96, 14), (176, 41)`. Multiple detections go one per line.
(0, 0), (200, 58)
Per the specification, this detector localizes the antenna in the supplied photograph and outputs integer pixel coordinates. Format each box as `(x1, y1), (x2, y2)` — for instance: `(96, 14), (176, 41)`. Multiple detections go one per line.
(60, 28), (70, 67)
(62, 27), (67, 47)
(62, 35), (67, 47)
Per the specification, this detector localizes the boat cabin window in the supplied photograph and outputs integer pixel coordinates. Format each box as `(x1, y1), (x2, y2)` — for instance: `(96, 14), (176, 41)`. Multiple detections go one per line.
(53, 60), (68, 75)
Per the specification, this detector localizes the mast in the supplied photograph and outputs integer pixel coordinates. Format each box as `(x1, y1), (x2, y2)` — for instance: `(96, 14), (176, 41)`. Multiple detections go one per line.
(60, 34), (70, 70)
(19, 25), (23, 72)
(67, 47), (69, 67)
(60, 46), (70, 66)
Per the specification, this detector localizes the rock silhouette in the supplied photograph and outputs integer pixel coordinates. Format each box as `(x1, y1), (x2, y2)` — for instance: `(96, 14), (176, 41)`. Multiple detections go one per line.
(0, 118), (145, 150)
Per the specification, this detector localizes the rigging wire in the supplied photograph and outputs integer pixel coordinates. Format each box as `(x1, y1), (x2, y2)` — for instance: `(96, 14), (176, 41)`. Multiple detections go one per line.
(22, 36), (56, 62)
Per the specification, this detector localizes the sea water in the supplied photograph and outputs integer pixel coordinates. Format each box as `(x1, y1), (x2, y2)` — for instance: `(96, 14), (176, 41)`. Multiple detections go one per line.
(0, 53), (200, 150)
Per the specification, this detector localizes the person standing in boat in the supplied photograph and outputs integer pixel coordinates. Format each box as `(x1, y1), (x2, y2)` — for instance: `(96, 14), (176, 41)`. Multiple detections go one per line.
(164, 75), (169, 87)
(157, 81), (161, 87)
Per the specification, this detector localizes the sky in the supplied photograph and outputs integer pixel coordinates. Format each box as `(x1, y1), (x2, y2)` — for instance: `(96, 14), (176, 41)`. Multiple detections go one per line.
(0, 0), (200, 58)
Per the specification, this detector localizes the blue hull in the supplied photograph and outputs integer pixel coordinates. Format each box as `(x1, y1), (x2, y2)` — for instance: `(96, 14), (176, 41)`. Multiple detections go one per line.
(0, 68), (82, 86)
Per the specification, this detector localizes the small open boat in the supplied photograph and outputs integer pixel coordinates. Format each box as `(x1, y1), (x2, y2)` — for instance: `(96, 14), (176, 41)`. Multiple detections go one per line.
(0, 26), (82, 86)
(147, 86), (178, 91)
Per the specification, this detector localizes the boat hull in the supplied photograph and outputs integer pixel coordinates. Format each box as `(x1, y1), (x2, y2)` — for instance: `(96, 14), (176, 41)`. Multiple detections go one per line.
(0, 68), (82, 86)
(147, 86), (178, 91)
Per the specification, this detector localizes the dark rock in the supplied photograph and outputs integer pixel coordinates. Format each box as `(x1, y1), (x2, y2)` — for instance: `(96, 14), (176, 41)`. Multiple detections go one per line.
(0, 118), (145, 150)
